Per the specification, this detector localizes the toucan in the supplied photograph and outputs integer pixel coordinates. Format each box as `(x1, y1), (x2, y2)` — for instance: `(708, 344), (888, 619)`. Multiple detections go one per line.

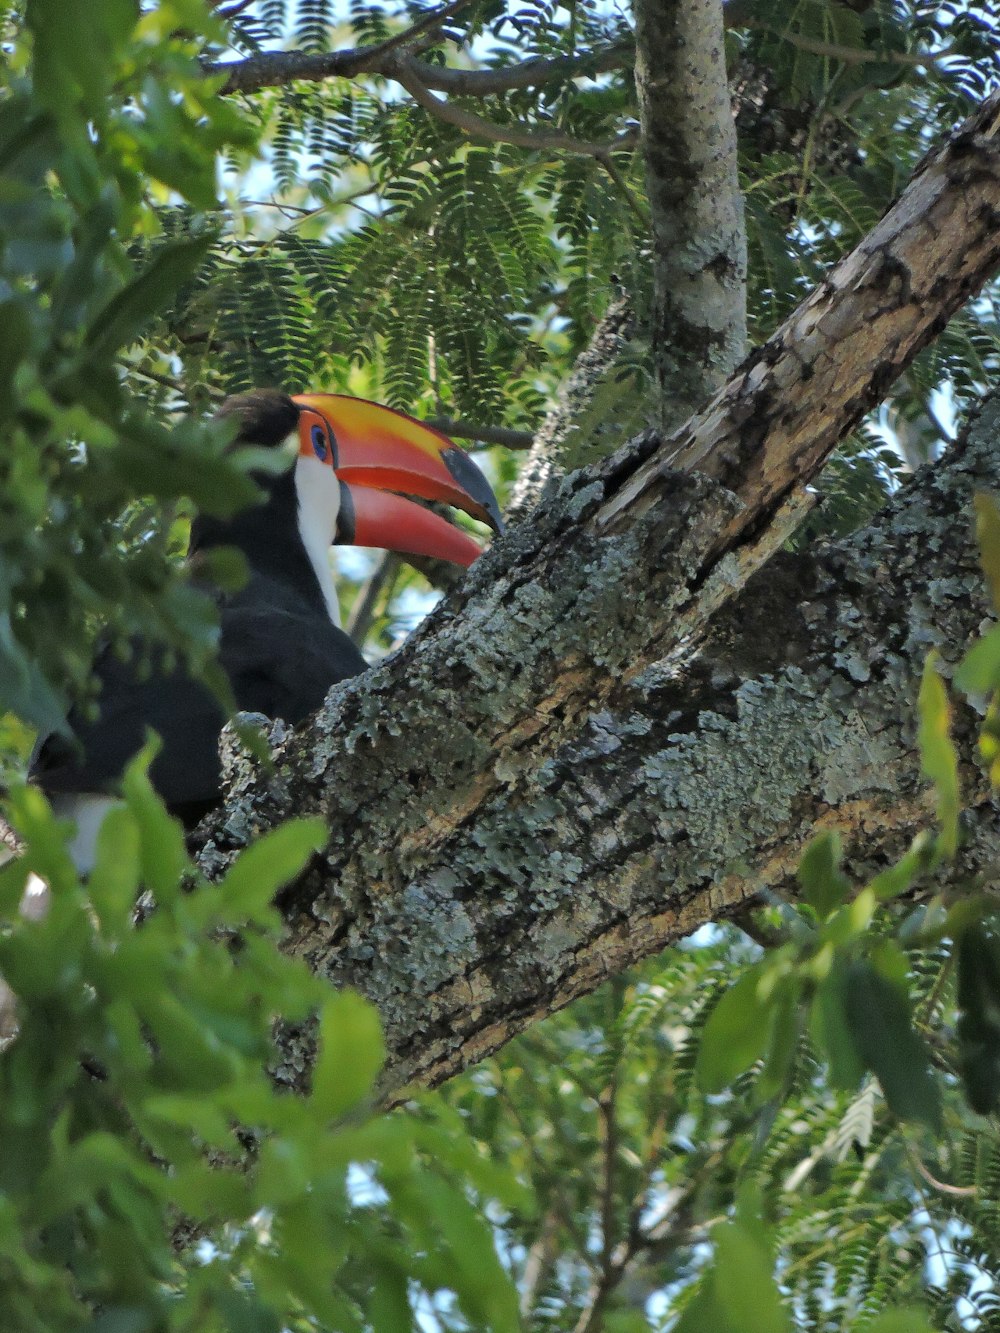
(29, 390), (503, 867)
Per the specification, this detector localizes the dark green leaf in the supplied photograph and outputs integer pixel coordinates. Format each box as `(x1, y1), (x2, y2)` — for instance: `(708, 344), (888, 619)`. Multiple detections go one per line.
(917, 656), (959, 858)
(842, 961), (940, 1128)
(696, 963), (773, 1093)
(84, 235), (215, 361)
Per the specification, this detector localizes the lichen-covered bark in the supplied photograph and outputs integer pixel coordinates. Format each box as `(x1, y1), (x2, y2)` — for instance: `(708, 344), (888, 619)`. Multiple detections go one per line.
(633, 0), (747, 427)
(201, 395), (1000, 1098)
(506, 294), (640, 521)
(192, 92), (1000, 1097)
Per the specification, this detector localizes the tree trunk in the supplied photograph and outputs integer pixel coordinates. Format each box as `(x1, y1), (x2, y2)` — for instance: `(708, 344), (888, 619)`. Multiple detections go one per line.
(633, 0), (747, 427)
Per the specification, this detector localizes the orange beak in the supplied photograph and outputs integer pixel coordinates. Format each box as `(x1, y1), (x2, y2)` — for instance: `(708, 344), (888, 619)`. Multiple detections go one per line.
(292, 393), (503, 568)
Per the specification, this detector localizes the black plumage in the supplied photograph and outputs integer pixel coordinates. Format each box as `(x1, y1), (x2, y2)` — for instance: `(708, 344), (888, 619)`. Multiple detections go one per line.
(31, 391), (366, 824)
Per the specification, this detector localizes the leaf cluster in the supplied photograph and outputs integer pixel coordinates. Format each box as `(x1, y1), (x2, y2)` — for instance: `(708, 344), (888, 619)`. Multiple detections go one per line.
(0, 749), (522, 1331)
(0, 1), (262, 737)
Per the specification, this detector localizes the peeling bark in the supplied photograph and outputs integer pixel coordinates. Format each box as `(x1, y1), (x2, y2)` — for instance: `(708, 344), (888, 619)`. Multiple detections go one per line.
(191, 92), (1000, 1097)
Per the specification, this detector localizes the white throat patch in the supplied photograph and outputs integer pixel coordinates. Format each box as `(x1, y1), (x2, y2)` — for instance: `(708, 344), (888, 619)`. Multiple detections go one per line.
(293, 451), (343, 627)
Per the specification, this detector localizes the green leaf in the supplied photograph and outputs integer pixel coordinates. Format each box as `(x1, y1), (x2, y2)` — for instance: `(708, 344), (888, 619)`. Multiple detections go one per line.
(798, 831), (850, 919)
(88, 804), (140, 932)
(696, 963), (773, 1093)
(842, 961), (940, 1128)
(675, 1214), (791, 1333)
(957, 922), (1000, 1115)
(955, 623), (1000, 695)
(120, 742), (188, 900)
(869, 833), (935, 902)
(865, 1313), (937, 1333)
(917, 655), (959, 858)
(311, 991), (385, 1122)
(83, 234), (215, 361)
(27, 0), (135, 120)
(974, 493), (1000, 612)
(754, 978), (801, 1104)
(811, 961), (865, 1089)
(213, 818), (327, 926)
(713, 1217), (792, 1333)
(0, 299), (32, 421)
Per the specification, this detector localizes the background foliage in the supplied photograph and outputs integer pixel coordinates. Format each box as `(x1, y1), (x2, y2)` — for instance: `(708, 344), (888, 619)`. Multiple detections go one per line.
(4, 0), (1000, 1328)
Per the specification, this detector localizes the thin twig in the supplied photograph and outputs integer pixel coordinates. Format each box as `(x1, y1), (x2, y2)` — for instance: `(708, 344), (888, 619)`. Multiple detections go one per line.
(519, 1211), (559, 1320)
(427, 417), (534, 449)
(347, 552), (401, 645)
(597, 152), (650, 228)
(906, 1143), (978, 1199)
(361, 0), (473, 61)
(741, 18), (950, 67)
(131, 365), (189, 396)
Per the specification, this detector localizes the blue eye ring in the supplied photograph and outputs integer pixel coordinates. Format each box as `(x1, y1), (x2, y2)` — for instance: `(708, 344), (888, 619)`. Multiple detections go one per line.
(310, 423), (328, 462)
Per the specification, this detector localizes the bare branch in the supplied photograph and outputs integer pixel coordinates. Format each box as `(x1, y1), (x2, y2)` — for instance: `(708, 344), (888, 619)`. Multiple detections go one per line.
(360, 0), (473, 61)
(386, 53), (638, 158)
(740, 17), (950, 67)
(427, 418), (535, 449)
(506, 291), (638, 520)
(906, 1146), (978, 1199)
(347, 553), (401, 645)
(208, 42), (633, 98)
(418, 45), (633, 94)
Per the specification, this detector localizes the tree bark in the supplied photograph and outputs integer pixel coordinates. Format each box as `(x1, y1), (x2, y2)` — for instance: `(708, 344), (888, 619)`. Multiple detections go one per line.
(633, 0), (747, 426)
(193, 91), (1000, 1097)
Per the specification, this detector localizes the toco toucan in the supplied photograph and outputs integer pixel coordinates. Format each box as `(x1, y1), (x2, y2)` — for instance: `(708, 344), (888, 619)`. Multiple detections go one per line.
(29, 390), (502, 865)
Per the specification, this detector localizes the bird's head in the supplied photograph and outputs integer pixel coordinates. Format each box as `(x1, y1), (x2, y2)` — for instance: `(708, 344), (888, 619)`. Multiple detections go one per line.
(217, 389), (503, 568)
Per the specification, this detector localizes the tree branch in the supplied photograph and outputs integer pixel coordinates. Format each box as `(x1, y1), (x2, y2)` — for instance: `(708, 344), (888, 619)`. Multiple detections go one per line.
(739, 18), (950, 67)
(359, 0), (473, 61)
(208, 42), (633, 99)
(413, 45), (633, 95)
(347, 553), (401, 646)
(427, 418), (535, 449)
(506, 291), (638, 520)
(192, 94), (1000, 1100)
(385, 53), (638, 158)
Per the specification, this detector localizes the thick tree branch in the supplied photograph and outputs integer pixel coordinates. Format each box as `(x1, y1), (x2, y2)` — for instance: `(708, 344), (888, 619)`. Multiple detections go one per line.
(208, 43), (632, 99)
(191, 95), (1000, 1100)
(634, 0), (747, 426)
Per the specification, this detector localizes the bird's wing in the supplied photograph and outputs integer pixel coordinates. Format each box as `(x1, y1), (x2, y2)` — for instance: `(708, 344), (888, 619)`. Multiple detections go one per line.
(30, 600), (368, 819)
(30, 645), (227, 815)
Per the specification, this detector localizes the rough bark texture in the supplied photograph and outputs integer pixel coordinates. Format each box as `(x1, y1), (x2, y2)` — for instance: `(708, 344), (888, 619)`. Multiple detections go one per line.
(188, 92), (1000, 1098)
(633, 0), (747, 427)
(202, 393), (1000, 1100)
(506, 294), (639, 522)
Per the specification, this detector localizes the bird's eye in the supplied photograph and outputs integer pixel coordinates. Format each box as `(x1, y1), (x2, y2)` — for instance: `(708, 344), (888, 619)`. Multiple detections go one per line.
(310, 423), (328, 461)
